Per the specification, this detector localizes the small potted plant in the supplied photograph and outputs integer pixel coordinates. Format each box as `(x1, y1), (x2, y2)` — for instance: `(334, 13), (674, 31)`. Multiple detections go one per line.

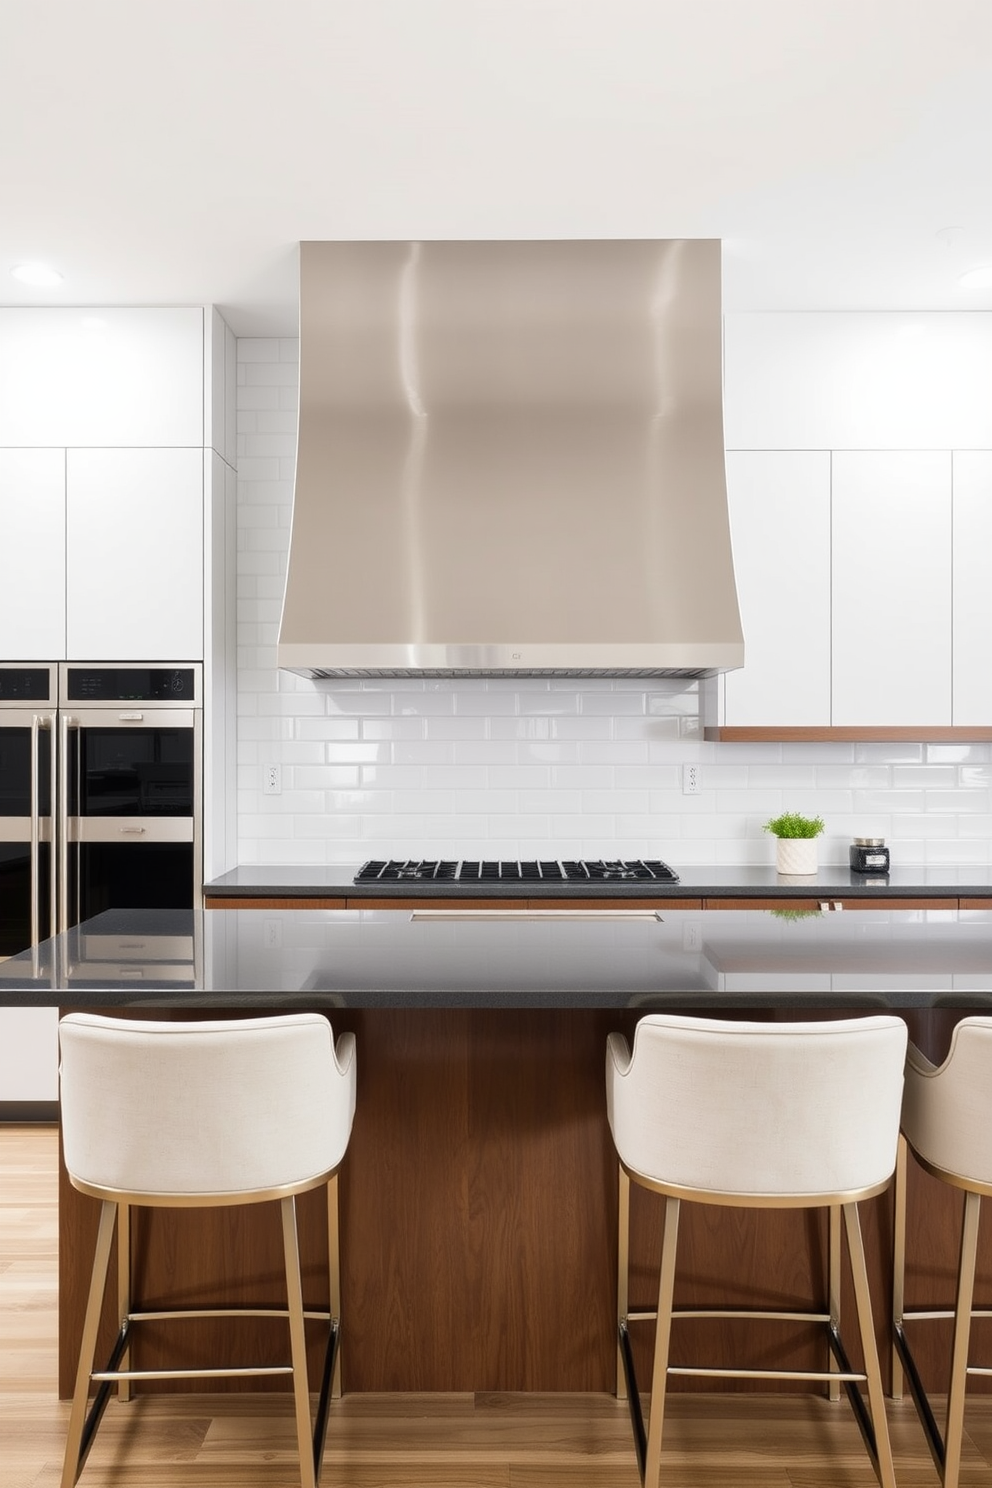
(763, 811), (825, 876)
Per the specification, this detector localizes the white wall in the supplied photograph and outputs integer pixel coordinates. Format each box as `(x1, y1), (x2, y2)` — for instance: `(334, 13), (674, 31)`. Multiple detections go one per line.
(235, 326), (992, 870)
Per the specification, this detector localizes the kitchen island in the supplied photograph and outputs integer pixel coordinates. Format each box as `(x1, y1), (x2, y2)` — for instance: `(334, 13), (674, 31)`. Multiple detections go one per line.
(4, 905), (991, 1401)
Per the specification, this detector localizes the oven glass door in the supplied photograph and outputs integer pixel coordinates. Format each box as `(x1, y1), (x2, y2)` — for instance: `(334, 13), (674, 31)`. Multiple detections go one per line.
(0, 716), (54, 956)
(69, 842), (195, 923)
(61, 708), (200, 931)
(67, 725), (194, 817)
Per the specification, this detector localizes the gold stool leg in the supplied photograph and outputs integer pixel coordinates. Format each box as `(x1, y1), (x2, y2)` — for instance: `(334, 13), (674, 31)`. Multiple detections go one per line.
(617, 1163), (630, 1400)
(61, 1200), (117, 1488)
(843, 1201), (897, 1488)
(281, 1195), (317, 1488)
(116, 1200), (131, 1404)
(944, 1190), (981, 1488)
(327, 1173), (342, 1400)
(828, 1202), (842, 1403)
(644, 1195), (680, 1488)
(891, 1135), (908, 1401)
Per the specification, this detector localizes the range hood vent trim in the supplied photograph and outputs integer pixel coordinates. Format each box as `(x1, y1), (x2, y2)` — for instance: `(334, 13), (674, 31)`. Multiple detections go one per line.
(278, 239), (744, 681)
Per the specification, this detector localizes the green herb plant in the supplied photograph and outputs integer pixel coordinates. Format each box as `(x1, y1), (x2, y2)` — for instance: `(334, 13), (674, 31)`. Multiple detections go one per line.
(762, 812), (825, 840)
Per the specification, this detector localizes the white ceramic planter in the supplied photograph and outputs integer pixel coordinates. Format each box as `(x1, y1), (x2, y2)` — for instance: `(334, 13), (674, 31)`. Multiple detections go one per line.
(775, 838), (819, 876)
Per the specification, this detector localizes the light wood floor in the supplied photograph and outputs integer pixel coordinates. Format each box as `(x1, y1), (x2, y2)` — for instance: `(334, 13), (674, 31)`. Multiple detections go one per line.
(5, 1124), (992, 1487)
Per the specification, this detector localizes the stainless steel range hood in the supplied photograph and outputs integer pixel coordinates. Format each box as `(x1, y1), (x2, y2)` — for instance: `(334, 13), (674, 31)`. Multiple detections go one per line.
(278, 240), (744, 679)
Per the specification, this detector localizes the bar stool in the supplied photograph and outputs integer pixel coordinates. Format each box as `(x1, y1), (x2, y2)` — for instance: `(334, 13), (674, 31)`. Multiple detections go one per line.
(58, 1012), (357, 1488)
(607, 1012), (906, 1488)
(893, 1016), (992, 1488)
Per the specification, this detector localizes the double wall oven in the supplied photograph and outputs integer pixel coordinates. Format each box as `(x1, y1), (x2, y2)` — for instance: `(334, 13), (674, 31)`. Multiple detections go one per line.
(0, 662), (201, 958)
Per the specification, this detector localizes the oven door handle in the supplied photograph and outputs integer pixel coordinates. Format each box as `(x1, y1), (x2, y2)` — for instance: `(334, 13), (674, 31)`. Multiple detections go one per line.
(29, 715), (40, 948)
(59, 713), (78, 934)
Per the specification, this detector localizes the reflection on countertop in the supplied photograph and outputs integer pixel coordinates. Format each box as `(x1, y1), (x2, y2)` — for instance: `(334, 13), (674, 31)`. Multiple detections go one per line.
(2, 905), (992, 1011)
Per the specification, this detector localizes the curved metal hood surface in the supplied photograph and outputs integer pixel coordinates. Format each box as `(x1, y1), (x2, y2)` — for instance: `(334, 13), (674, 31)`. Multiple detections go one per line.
(278, 239), (744, 679)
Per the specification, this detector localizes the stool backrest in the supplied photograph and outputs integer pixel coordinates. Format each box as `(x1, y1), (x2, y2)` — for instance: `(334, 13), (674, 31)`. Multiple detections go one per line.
(607, 1013), (907, 1198)
(902, 1015), (992, 1188)
(59, 1013), (356, 1199)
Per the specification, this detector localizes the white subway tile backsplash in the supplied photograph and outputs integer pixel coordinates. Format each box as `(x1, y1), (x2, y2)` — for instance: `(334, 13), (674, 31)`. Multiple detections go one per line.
(234, 335), (992, 869)
(237, 339), (281, 362)
(925, 791), (992, 814)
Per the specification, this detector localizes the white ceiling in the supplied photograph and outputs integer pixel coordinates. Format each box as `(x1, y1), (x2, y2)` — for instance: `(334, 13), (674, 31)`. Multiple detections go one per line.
(3, 0), (992, 335)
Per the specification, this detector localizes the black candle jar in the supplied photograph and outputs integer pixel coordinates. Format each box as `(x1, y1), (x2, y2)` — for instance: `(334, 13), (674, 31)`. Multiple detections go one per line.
(850, 838), (890, 874)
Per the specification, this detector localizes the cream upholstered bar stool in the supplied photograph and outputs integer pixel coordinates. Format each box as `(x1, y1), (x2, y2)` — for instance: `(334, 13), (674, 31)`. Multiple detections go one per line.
(58, 1012), (356, 1488)
(607, 1012), (907, 1488)
(893, 1016), (992, 1488)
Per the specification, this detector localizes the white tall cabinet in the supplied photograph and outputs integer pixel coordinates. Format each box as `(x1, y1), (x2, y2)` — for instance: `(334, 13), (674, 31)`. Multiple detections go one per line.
(0, 306), (236, 1113)
(0, 449), (66, 657)
(65, 448), (204, 659)
(832, 452), (951, 726)
(723, 451), (831, 727)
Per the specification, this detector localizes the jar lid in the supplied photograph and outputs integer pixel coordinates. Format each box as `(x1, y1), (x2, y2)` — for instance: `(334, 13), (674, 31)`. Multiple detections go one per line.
(853, 837), (885, 847)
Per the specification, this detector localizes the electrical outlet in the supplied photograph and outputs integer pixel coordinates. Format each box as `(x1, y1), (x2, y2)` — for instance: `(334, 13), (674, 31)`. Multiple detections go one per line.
(264, 919), (283, 949)
(682, 764), (699, 795)
(263, 764), (282, 796)
(682, 921), (701, 952)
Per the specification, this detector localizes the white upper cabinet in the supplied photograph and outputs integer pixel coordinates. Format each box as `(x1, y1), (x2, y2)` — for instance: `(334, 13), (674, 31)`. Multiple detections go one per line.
(832, 452), (952, 725)
(66, 449), (203, 659)
(0, 308), (203, 448)
(0, 449), (65, 658)
(725, 313), (992, 452)
(952, 451), (992, 724)
(723, 451), (831, 726)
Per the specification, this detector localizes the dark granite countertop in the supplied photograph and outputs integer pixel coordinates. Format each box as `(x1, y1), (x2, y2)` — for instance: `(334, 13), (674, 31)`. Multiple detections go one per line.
(3, 905), (992, 1010)
(204, 863), (992, 901)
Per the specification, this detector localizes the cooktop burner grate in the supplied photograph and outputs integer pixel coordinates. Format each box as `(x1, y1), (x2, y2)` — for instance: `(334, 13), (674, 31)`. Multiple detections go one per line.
(355, 858), (679, 884)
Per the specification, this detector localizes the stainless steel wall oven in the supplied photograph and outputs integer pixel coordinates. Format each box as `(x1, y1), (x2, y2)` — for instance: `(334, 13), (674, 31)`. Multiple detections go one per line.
(0, 663), (201, 956)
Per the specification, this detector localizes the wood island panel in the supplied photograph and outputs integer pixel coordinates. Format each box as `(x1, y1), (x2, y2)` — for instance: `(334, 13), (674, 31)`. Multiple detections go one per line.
(203, 896), (348, 909)
(702, 897), (960, 911)
(58, 1006), (992, 1401)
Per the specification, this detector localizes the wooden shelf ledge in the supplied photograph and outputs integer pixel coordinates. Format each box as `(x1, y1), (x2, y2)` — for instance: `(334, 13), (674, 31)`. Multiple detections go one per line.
(704, 727), (992, 742)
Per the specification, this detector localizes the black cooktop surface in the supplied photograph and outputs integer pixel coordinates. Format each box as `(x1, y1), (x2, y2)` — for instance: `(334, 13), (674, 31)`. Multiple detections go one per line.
(355, 858), (680, 884)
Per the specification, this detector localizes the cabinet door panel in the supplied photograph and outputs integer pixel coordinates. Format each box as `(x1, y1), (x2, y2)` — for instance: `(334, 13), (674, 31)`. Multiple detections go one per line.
(725, 313), (992, 451)
(953, 451), (992, 725)
(0, 308), (203, 447)
(0, 1008), (58, 1101)
(832, 452), (951, 725)
(723, 452), (831, 726)
(0, 449), (65, 658)
(66, 449), (203, 660)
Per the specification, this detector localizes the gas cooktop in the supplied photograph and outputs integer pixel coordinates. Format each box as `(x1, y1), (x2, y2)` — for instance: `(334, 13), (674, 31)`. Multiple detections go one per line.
(355, 858), (680, 884)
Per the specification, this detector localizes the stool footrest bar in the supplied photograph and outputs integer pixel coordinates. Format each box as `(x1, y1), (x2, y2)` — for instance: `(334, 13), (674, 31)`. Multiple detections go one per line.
(668, 1365), (865, 1381)
(127, 1306), (332, 1323)
(91, 1365), (294, 1381)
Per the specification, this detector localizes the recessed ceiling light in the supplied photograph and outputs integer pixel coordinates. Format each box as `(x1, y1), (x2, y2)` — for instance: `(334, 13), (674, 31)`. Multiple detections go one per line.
(10, 262), (64, 288)
(958, 264), (992, 289)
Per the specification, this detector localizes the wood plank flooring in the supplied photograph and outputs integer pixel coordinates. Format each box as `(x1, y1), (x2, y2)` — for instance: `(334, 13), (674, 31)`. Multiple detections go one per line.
(6, 1122), (992, 1487)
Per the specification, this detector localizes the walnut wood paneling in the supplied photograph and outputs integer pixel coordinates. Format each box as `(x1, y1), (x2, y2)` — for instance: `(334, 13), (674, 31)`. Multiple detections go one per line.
(203, 896), (348, 909)
(346, 897), (513, 911)
(702, 897), (960, 911)
(58, 1006), (992, 1401)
